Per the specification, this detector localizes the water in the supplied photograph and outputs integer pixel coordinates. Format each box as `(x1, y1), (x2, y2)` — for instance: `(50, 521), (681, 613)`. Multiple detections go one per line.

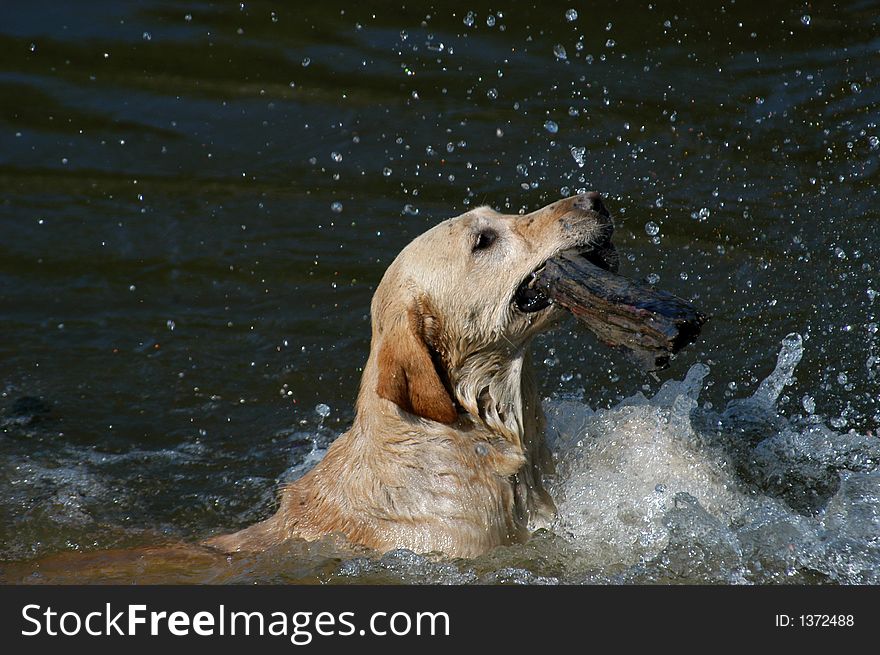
(1, 1), (879, 583)
(546, 335), (880, 584)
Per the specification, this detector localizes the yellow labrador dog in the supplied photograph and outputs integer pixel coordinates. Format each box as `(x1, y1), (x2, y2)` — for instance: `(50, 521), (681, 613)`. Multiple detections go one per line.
(206, 192), (614, 558)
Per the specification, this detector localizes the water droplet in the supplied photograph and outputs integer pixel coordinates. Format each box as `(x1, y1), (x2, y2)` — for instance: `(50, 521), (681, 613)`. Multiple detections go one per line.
(869, 135), (879, 150)
(315, 403), (330, 418)
(565, 8), (578, 22)
(142, 32), (152, 41)
(486, 14), (496, 27)
(167, 320), (176, 331)
(801, 14), (811, 26)
(402, 204), (419, 216)
(646, 272), (660, 285)
(781, 331), (802, 350)
(330, 201), (343, 213)
(553, 44), (568, 60)
(544, 120), (559, 134)
(382, 167), (392, 176)
(486, 87), (498, 100)
(302, 57), (311, 67)
(802, 395), (816, 414)
(570, 146), (586, 168)
(330, 151), (343, 162)
(463, 11), (475, 27)
(851, 82), (862, 94)
(645, 221), (660, 236)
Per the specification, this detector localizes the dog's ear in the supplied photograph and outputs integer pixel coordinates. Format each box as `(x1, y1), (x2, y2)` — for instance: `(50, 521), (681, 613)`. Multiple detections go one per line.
(376, 302), (457, 424)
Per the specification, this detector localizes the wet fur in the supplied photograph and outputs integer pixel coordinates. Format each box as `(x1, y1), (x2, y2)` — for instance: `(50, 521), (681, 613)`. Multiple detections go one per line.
(205, 194), (612, 558)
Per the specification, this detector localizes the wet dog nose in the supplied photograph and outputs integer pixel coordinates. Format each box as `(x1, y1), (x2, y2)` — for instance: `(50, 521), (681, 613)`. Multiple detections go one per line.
(578, 191), (610, 219)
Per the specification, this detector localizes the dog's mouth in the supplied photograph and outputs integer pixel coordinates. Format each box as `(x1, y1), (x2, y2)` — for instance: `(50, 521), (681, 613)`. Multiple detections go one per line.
(510, 191), (705, 370)
(514, 242), (617, 314)
(514, 265), (552, 313)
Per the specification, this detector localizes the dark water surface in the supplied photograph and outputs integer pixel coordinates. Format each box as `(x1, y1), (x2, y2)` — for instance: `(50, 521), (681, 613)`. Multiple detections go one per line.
(1, 1), (879, 582)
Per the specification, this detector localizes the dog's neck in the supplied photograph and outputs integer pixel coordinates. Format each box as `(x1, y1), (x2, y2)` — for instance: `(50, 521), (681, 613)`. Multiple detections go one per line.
(451, 343), (555, 528)
(354, 339), (555, 530)
(450, 342), (533, 449)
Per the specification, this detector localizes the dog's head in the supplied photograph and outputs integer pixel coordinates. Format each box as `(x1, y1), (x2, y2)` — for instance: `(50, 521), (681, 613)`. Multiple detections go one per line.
(368, 193), (615, 428)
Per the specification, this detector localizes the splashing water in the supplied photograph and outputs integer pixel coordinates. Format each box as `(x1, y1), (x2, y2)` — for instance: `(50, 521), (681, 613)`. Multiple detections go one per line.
(5, 334), (880, 585)
(288, 334), (880, 584)
(546, 361), (744, 575)
(751, 333), (803, 408)
(539, 333), (880, 583)
(296, 333), (880, 584)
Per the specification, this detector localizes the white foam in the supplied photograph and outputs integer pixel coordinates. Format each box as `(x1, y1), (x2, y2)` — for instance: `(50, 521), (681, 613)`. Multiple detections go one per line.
(541, 332), (880, 583)
(547, 363), (747, 568)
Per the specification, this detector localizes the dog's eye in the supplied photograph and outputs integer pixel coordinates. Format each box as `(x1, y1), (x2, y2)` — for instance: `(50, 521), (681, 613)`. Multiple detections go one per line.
(473, 229), (497, 252)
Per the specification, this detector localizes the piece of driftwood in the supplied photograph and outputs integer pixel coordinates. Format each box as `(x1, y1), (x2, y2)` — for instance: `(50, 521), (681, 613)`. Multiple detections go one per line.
(535, 250), (707, 370)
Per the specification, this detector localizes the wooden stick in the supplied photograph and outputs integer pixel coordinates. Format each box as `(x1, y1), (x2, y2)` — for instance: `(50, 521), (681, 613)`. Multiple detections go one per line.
(535, 251), (707, 370)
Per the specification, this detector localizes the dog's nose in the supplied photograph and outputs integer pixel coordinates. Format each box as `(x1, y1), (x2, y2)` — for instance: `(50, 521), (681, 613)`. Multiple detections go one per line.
(577, 191), (610, 219)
